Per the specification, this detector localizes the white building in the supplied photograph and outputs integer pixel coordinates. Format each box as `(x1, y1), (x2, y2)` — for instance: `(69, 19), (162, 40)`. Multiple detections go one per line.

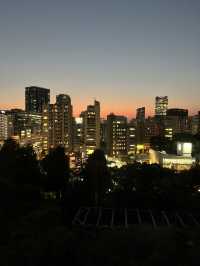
(0, 111), (8, 141)
(149, 142), (195, 171)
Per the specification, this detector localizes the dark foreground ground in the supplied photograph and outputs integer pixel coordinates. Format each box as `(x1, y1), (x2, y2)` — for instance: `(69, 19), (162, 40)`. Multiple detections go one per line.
(1, 201), (200, 266)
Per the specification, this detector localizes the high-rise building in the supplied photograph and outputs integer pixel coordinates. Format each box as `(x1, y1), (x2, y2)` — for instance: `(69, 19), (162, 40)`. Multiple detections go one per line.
(190, 111), (200, 135)
(27, 113), (42, 135)
(44, 94), (73, 152)
(6, 109), (28, 138)
(83, 100), (100, 154)
(73, 117), (84, 152)
(165, 108), (188, 135)
(41, 106), (49, 154)
(25, 86), (50, 113)
(100, 119), (107, 152)
(144, 117), (161, 142)
(0, 111), (8, 141)
(6, 109), (41, 139)
(56, 94), (73, 151)
(155, 96), (168, 117)
(136, 107), (146, 145)
(107, 113), (127, 158)
(136, 107), (145, 122)
(6, 109), (43, 156)
(167, 108), (188, 117)
(127, 119), (136, 155)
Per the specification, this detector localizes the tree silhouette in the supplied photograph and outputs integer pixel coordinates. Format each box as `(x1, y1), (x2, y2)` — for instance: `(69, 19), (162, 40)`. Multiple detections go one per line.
(0, 139), (41, 186)
(0, 139), (42, 219)
(0, 138), (19, 181)
(85, 149), (111, 205)
(42, 146), (69, 199)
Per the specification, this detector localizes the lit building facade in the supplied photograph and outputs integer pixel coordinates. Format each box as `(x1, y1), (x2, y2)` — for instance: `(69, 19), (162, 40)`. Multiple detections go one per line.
(144, 117), (161, 146)
(165, 108), (189, 135)
(155, 96), (168, 117)
(149, 142), (195, 171)
(5, 109), (43, 157)
(55, 94), (73, 151)
(100, 118), (107, 152)
(25, 86), (50, 114)
(41, 106), (49, 154)
(6, 109), (28, 138)
(164, 127), (173, 140)
(0, 111), (8, 141)
(127, 120), (136, 155)
(107, 114), (127, 158)
(73, 117), (84, 152)
(136, 107), (145, 122)
(82, 100), (100, 154)
(42, 94), (73, 152)
(189, 112), (200, 135)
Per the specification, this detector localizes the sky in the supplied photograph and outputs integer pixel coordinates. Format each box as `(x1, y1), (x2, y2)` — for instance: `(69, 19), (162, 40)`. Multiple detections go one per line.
(0, 0), (200, 118)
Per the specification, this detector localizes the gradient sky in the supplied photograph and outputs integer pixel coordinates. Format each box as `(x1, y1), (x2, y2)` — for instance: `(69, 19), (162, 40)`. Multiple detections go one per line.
(0, 0), (200, 117)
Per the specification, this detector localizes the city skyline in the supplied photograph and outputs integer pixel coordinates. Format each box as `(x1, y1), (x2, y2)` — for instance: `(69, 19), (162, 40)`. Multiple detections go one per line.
(0, 0), (200, 117)
(1, 1), (200, 262)
(0, 87), (199, 119)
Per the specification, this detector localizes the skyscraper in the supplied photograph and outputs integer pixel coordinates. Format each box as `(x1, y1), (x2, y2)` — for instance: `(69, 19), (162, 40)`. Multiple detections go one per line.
(6, 109), (28, 138)
(83, 100), (100, 154)
(136, 107), (145, 122)
(198, 111), (200, 133)
(107, 113), (127, 158)
(44, 94), (73, 151)
(165, 108), (189, 135)
(0, 111), (8, 141)
(127, 119), (136, 155)
(6, 109), (43, 156)
(73, 117), (84, 152)
(25, 86), (50, 113)
(155, 96), (168, 117)
(56, 94), (73, 151)
(136, 107), (146, 145)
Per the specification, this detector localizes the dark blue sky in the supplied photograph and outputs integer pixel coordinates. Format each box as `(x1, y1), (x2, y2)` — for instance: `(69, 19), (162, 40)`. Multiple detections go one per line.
(0, 0), (200, 117)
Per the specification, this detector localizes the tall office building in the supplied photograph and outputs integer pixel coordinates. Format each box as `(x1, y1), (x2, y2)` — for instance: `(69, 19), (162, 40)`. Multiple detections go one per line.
(73, 117), (84, 152)
(46, 94), (73, 151)
(6, 108), (42, 145)
(165, 108), (188, 135)
(127, 119), (136, 155)
(6, 109), (41, 138)
(136, 107), (146, 145)
(25, 86), (50, 113)
(42, 94), (73, 152)
(41, 106), (49, 154)
(155, 96), (168, 117)
(0, 111), (8, 141)
(5, 109), (43, 156)
(82, 100), (100, 154)
(100, 119), (107, 152)
(136, 107), (145, 122)
(107, 113), (127, 158)
(191, 111), (200, 134)
(56, 94), (73, 151)
(198, 111), (200, 133)
(6, 109), (28, 138)
(144, 117), (161, 142)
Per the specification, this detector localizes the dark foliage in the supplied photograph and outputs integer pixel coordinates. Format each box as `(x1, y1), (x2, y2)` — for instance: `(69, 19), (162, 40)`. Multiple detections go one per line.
(42, 146), (69, 194)
(84, 149), (111, 205)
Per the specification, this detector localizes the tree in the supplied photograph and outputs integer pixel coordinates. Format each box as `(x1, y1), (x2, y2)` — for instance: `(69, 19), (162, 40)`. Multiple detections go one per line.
(0, 139), (41, 186)
(85, 149), (111, 205)
(0, 139), (42, 217)
(0, 138), (19, 181)
(42, 146), (69, 198)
